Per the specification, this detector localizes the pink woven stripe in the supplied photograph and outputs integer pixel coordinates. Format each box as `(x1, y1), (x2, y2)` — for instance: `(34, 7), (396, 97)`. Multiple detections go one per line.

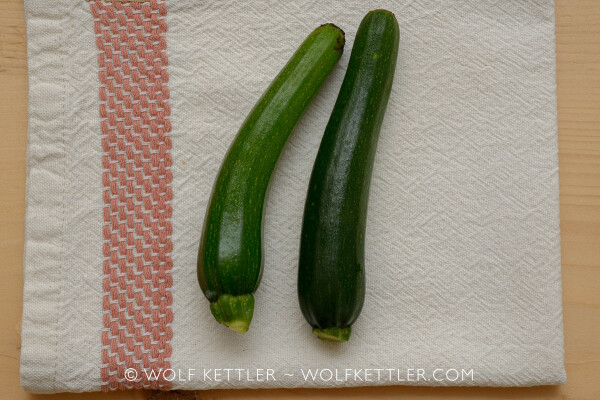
(90, 0), (174, 391)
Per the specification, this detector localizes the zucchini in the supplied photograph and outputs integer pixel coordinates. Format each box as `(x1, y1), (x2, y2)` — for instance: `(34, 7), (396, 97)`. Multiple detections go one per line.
(298, 10), (399, 342)
(198, 24), (345, 333)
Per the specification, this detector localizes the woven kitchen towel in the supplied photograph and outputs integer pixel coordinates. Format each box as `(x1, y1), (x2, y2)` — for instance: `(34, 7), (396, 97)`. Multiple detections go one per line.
(21, 0), (565, 393)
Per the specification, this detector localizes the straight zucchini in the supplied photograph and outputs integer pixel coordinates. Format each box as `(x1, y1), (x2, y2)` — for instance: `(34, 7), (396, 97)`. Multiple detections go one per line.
(298, 10), (399, 342)
(198, 24), (345, 333)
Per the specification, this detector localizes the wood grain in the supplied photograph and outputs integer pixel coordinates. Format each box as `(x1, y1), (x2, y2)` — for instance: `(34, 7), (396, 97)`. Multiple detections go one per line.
(1, 0), (598, 399)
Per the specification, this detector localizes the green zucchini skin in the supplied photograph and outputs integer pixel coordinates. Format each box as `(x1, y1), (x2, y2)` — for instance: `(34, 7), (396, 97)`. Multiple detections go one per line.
(298, 10), (399, 341)
(198, 24), (345, 333)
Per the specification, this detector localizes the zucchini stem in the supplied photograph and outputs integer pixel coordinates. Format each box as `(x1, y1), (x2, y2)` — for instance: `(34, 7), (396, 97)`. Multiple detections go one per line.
(312, 327), (352, 342)
(209, 294), (255, 334)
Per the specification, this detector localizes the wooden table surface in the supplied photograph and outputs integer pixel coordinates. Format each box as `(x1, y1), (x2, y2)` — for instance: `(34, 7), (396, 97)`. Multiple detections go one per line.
(1, 1), (598, 399)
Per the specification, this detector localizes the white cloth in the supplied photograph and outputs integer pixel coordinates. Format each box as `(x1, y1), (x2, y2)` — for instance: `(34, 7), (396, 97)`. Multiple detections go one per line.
(21, 0), (565, 393)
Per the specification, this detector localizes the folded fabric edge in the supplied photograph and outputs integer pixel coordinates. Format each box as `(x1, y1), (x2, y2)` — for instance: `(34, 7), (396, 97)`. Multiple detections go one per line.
(20, 0), (78, 393)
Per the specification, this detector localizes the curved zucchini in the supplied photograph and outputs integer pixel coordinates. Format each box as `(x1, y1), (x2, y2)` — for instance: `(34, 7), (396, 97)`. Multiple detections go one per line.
(298, 10), (399, 342)
(198, 24), (345, 333)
